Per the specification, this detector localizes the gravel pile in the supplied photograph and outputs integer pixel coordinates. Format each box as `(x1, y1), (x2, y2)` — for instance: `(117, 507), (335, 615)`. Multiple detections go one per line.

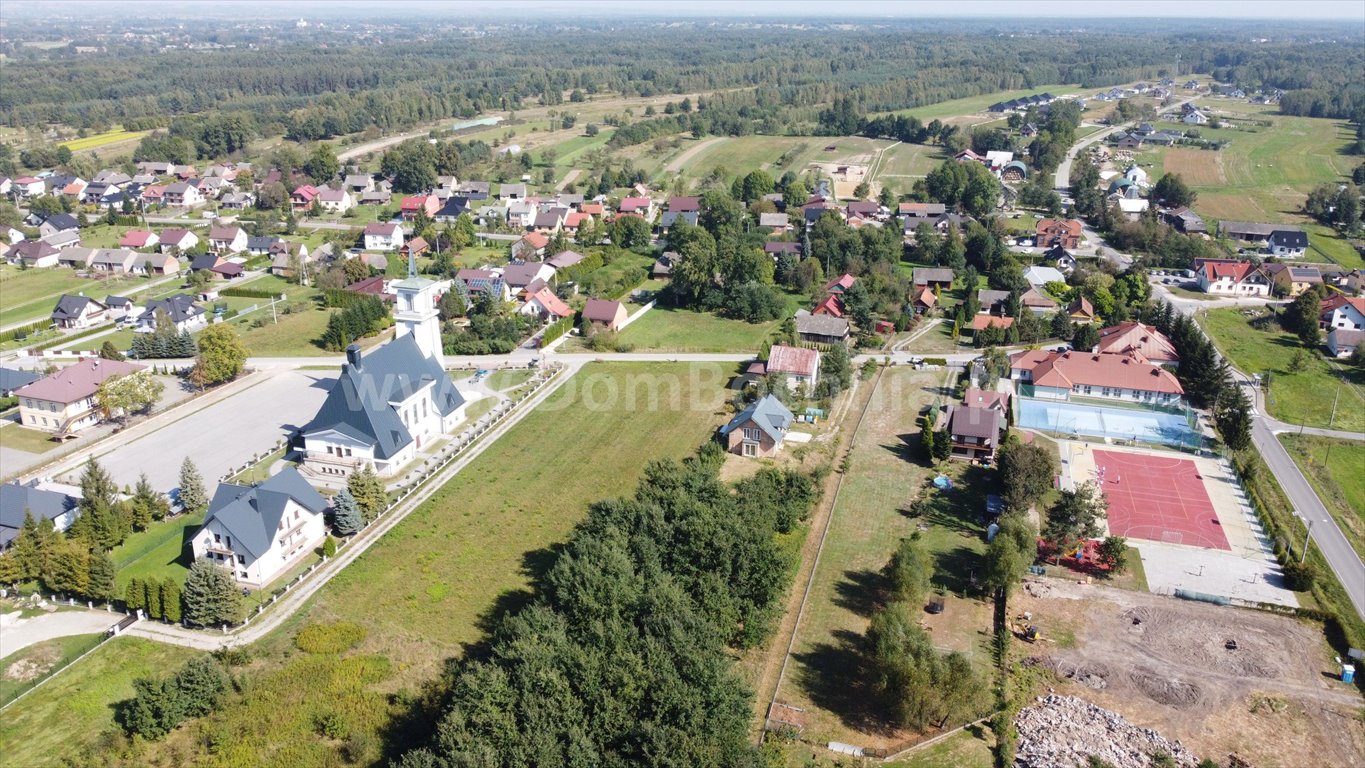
(1015, 694), (1200, 768)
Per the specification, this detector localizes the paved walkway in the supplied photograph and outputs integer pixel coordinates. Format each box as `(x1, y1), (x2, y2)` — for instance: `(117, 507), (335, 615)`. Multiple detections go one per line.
(0, 609), (121, 658)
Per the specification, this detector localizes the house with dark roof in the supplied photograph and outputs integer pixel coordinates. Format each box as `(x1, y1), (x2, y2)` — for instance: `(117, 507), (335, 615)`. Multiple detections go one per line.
(1266, 229), (1308, 259)
(301, 264), (468, 478)
(660, 210), (699, 229)
(138, 294), (207, 333)
(582, 298), (627, 331)
(794, 311), (851, 345)
(913, 267), (955, 290)
(6, 240), (61, 268)
(0, 483), (79, 549)
(763, 241), (803, 257)
(0, 368), (41, 396)
(51, 294), (108, 329)
(190, 467), (329, 587)
(1262, 263), (1322, 297)
(1162, 206), (1206, 234)
(719, 394), (795, 458)
(942, 405), (1004, 462)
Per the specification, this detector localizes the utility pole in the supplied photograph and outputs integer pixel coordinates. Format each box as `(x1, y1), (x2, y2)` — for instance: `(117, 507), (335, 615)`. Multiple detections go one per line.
(1328, 381), (1341, 429)
(1300, 517), (1314, 564)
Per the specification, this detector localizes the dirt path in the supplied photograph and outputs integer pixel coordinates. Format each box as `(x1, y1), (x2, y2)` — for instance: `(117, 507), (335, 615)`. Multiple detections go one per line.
(665, 136), (726, 174)
(556, 169), (582, 191)
(749, 368), (883, 739)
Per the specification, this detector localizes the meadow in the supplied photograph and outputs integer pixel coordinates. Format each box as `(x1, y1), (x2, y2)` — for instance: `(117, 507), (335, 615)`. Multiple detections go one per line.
(1278, 435), (1365, 560)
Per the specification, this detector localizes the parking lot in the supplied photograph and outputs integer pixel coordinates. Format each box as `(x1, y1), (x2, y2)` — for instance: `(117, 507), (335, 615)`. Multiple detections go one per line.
(50, 370), (334, 492)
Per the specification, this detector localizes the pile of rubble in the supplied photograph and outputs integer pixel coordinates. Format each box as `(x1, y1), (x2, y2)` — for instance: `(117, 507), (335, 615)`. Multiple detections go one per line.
(1015, 694), (1200, 768)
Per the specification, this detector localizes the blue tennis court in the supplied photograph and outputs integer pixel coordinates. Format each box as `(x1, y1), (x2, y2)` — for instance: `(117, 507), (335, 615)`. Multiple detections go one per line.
(1017, 398), (1201, 448)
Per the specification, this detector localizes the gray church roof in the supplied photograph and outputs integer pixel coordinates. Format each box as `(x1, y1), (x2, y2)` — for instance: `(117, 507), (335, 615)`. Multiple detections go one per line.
(301, 334), (465, 460)
(201, 466), (328, 561)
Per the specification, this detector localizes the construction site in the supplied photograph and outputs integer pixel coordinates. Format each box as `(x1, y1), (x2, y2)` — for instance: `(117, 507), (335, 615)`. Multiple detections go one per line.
(1013, 579), (1365, 768)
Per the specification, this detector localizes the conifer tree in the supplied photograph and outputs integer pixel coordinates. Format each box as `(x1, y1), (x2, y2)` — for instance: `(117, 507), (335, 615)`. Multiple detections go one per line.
(178, 458), (208, 515)
(331, 489), (363, 535)
(161, 579), (182, 624)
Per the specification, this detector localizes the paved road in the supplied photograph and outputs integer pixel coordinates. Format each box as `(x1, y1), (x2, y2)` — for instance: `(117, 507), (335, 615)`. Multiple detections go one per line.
(0, 609), (120, 658)
(1053, 97), (1197, 193)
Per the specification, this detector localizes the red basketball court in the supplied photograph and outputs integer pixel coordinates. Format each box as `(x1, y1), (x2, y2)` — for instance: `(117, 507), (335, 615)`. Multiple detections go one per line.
(1092, 450), (1230, 551)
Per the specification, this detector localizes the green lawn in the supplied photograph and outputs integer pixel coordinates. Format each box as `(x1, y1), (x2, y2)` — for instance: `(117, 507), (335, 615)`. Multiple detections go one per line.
(1199, 308), (1365, 432)
(0, 425), (62, 455)
(778, 367), (995, 748)
(0, 633), (104, 706)
(1278, 435), (1365, 560)
(295, 362), (732, 684)
(0, 637), (197, 767)
(614, 306), (780, 353)
(484, 368), (534, 391)
(0, 266), (154, 327)
(888, 726), (995, 768)
(111, 510), (206, 592)
(884, 82), (1081, 123)
(875, 142), (948, 182)
(669, 135), (892, 182)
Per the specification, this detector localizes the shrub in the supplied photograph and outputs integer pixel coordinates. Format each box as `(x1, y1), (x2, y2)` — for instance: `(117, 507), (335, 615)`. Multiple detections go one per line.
(295, 621), (368, 654)
(1282, 561), (1317, 592)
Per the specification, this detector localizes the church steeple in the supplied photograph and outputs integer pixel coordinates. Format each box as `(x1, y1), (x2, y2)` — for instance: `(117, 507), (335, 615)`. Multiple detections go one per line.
(391, 248), (442, 364)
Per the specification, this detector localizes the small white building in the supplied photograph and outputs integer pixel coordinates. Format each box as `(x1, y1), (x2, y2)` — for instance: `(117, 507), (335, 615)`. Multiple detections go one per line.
(317, 187), (355, 213)
(190, 467), (330, 588)
(1184, 110), (1210, 125)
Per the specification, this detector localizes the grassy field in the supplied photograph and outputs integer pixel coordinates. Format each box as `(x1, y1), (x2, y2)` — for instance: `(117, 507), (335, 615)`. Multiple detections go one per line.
(0, 425), (62, 455)
(883, 82), (1082, 124)
(0, 266), (156, 327)
(616, 305), (784, 353)
(874, 142), (949, 184)
(111, 510), (206, 591)
(293, 362), (733, 688)
(1198, 308), (1365, 432)
(1278, 435), (1365, 560)
(59, 129), (147, 152)
(667, 135), (892, 183)
(776, 366), (995, 750)
(484, 368), (534, 391)
(1155, 104), (1359, 265)
(0, 633), (104, 706)
(0, 637), (197, 767)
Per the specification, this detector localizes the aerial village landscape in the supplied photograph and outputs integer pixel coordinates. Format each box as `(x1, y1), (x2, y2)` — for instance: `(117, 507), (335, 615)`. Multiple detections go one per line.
(0, 2), (1361, 767)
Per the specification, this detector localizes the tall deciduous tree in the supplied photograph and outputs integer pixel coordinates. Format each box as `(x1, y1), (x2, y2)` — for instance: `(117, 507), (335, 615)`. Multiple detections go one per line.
(885, 535), (933, 606)
(191, 324), (248, 386)
(1044, 481), (1108, 555)
(997, 437), (1059, 513)
(983, 513), (1037, 596)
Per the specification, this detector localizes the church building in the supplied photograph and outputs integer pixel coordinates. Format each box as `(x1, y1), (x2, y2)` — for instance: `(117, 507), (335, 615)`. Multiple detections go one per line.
(299, 253), (467, 477)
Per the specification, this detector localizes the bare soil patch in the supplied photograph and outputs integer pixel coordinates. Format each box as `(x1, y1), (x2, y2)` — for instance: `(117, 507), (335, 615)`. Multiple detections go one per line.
(1015, 579), (1365, 767)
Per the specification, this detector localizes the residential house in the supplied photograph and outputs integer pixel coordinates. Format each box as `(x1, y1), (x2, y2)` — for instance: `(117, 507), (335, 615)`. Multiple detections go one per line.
(1023, 265), (1066, 288)
(913, 287), (937, 314)
(503, 261), (556, 296)
(89, 248), (138, 273)
(6, 240), (60, 268)
(505, 200), (538, 229)
(1262, 264), (1322, 297)
(1096, 321), (1179, 365)
(301, 277), (467, 478)
(977, 289), (1011, 316)
(912, 267), (955, 291)
(208, 226), (248, 254)
(533, 208), (568, 233)
(758, 212), (791, 231)
(346, 276), (394, 303)
(962, 388), (1011, 414)
(1162, 207), (1206, 234)
(766, 345), (821, 391)
(719, 395), (795, 458)
(119, 230), (160, 249)
(317, 187), (354, 213)
(942, 404), (1004, 462)
(132, 251), (180, 276)
(363, 222), (404, 252)
(794, 310), (851, 345)
(1327, 328), (1363, 359)
(763, 241), (803, 258)
(0, 483), (78, 549)
(660, 210), (698, 229)
(400, 195), (440, 221)
(667, 196), (700, 214)
(269, 242), (312, 279)
(846, 201), (881, 220)
(245, 235), (279, 257)
(51, 295), (109, 329)
(1115, 133), (1143, 150)
(190, 467), (329, 588)
(812, 295), (844, 318)
(16, 358), (145, 434)
(163, 181), (204, 208)
(1010, 350), (1183, 404)
(11, 176), (45, 198)
(138, 294), (207, 333)
(582, 298), (628, 331)
(360, 188), (392, 206)
(400, 237), (429, 261)
(1197, 260), (1270, 296)
(512, 231), (549, 261)
(344, 174), (374, 195)
(1067, 296), (1096, 323)
(456, 269), (510, 302)
(40, 229), (82, 251)
(970, 314), (1014, 336)
(1218, 220), (1289, 245)
(56, 247), (95, 270)
(1020, 288), (1058, 316)
(103, 296), (137, 322)
(435, 197), (470, 223)
(1036, 219), (1083, 249)
(1184, 110), (1210, 125)
(618, 197), (654, 219)
(1319, 296), (1365, 333)
(1266, 230), (1308, 259)
(519, 286), (574, 322)
(37, 214), (80, 239)
(498, 183), (528, 201)
(546, 249), (586, 271)
(158, 228), (199, 254)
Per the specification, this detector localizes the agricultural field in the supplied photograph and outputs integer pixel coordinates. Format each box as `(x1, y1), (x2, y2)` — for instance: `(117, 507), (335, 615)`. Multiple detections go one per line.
(58, 129), (147, 152)
(1278, 435), (1365, 559)
(0, 637), (196, 767)
(884, 82), (1082, 125)
(873, 142), (948, 186)
(663, 135), (892, 185)
(1198, 307), (1365, 432)
(773, 366), (996, 753)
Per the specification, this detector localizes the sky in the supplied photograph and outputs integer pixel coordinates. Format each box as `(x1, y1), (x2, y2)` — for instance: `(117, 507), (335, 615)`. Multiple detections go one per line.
(13, 0), (1365, 21)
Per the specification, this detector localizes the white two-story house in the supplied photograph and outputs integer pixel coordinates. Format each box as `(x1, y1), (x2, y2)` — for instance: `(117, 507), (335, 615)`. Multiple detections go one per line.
(190, 467), (329, 588)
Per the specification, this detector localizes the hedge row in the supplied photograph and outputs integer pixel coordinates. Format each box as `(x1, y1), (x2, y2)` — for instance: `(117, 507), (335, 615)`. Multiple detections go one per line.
(221, 287), (283, 300)
(0, 320), (51, 343)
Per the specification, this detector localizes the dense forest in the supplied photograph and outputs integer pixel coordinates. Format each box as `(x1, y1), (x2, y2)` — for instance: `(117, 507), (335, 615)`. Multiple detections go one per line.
(2, 20), (1361, 154)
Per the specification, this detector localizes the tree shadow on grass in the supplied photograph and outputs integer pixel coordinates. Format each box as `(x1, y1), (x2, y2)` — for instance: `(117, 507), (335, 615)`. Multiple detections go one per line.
(832, 568), (885, 619)
(790, 628), (899, 737)
(932, 544), (985, 597)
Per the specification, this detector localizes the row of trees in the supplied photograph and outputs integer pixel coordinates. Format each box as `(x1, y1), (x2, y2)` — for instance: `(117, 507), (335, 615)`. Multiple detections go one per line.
(318, 295), (391, 352)
(395, 444), (818, 767)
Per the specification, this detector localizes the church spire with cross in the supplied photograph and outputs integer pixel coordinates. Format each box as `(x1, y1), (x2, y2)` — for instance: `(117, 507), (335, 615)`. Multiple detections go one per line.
(391, 240), (442, 363)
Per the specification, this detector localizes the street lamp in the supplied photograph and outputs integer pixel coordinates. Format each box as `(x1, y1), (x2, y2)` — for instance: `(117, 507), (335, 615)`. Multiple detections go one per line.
(1294, 512), (1314, 564)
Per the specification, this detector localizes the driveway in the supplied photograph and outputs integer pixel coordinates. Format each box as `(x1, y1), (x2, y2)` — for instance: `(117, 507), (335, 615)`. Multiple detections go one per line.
(0, 609), (120, 659)
(48, 370), (333, 492)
